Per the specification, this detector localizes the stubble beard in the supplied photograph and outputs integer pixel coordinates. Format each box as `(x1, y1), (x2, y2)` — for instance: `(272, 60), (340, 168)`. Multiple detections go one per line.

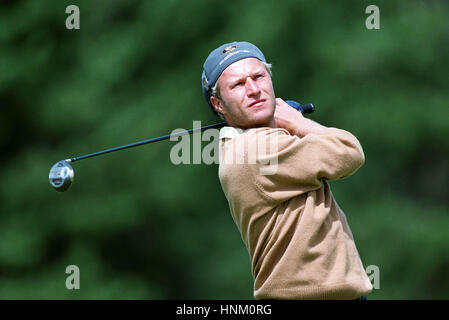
(224, 98), (275, 129)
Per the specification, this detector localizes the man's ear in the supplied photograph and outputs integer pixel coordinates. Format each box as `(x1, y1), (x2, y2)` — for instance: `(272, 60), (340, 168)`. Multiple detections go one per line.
(210, 96), (225, 116)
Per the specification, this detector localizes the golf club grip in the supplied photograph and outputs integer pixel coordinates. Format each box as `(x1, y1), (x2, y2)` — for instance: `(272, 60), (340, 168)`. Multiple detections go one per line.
(285, 100), (314, 114)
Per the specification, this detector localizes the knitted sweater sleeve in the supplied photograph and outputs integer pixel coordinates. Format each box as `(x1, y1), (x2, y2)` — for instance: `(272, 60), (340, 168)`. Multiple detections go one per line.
(253, 127), (365, 203)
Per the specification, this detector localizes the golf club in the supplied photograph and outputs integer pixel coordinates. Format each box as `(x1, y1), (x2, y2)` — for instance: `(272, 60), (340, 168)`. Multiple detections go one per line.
(49, 100), (314, 192)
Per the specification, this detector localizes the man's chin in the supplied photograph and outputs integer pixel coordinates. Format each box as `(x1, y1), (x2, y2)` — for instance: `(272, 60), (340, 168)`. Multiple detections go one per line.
(242, 113), (275, 129)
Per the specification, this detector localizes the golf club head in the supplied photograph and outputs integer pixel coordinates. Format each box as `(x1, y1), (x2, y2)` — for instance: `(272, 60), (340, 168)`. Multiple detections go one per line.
(49, 160), (74, 192)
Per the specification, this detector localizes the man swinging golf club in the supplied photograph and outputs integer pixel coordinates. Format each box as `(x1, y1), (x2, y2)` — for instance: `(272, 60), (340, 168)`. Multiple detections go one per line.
(201, 41), (373, 300)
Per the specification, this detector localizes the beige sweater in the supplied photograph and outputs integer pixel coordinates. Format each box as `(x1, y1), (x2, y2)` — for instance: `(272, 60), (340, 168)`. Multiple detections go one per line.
(218, 126), (373, 300)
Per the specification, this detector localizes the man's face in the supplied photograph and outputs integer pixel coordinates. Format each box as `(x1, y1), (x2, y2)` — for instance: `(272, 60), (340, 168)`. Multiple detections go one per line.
(210, 58), (276, 129)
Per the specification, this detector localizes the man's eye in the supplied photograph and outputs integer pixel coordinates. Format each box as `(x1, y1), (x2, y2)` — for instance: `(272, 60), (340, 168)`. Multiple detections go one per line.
(232, 82), (243, 88)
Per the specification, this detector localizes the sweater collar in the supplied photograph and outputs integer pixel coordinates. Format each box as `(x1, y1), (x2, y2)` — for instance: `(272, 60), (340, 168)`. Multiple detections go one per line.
(219, 126), (246, 140)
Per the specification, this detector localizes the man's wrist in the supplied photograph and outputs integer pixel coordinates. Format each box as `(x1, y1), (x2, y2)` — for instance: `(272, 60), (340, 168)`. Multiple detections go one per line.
(294, 119), (328, 137)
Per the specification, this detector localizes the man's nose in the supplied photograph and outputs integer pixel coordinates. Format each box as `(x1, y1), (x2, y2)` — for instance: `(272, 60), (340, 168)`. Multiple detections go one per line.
(245, 78), (260, 96)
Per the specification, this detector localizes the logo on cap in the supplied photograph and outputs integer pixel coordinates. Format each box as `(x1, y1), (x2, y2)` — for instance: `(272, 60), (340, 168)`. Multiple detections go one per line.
(222, 45), (237, 54)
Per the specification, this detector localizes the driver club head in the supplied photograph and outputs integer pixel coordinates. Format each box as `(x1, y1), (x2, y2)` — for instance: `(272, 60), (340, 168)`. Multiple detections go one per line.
(49, 160), (74, 192)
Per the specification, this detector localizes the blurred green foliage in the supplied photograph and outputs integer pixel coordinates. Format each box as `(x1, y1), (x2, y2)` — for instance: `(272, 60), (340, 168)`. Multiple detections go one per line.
(0, 0), (448, 299)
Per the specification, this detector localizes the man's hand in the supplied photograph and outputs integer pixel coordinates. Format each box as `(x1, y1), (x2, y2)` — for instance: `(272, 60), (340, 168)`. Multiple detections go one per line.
(274, 98), (304, 136)
(274, 98), (328, 137)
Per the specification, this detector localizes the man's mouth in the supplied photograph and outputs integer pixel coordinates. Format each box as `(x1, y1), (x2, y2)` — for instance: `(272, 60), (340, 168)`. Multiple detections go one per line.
(248, 99), (266, 108)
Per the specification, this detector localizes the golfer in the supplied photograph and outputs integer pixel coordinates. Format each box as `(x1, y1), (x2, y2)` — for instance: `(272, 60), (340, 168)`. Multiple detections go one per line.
(201, 41), (373, 300)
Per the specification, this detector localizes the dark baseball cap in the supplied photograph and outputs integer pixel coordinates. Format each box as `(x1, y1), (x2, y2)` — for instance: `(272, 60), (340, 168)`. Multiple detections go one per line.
(201, 41), (266, 114)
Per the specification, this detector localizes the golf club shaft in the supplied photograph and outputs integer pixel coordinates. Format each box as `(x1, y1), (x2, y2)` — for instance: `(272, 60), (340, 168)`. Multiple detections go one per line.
(67, 122), (226, 162)
(67, 102), (314, 163)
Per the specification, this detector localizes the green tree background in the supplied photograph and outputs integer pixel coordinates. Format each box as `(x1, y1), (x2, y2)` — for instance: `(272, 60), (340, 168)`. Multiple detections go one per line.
(0, 0), (448, 299)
